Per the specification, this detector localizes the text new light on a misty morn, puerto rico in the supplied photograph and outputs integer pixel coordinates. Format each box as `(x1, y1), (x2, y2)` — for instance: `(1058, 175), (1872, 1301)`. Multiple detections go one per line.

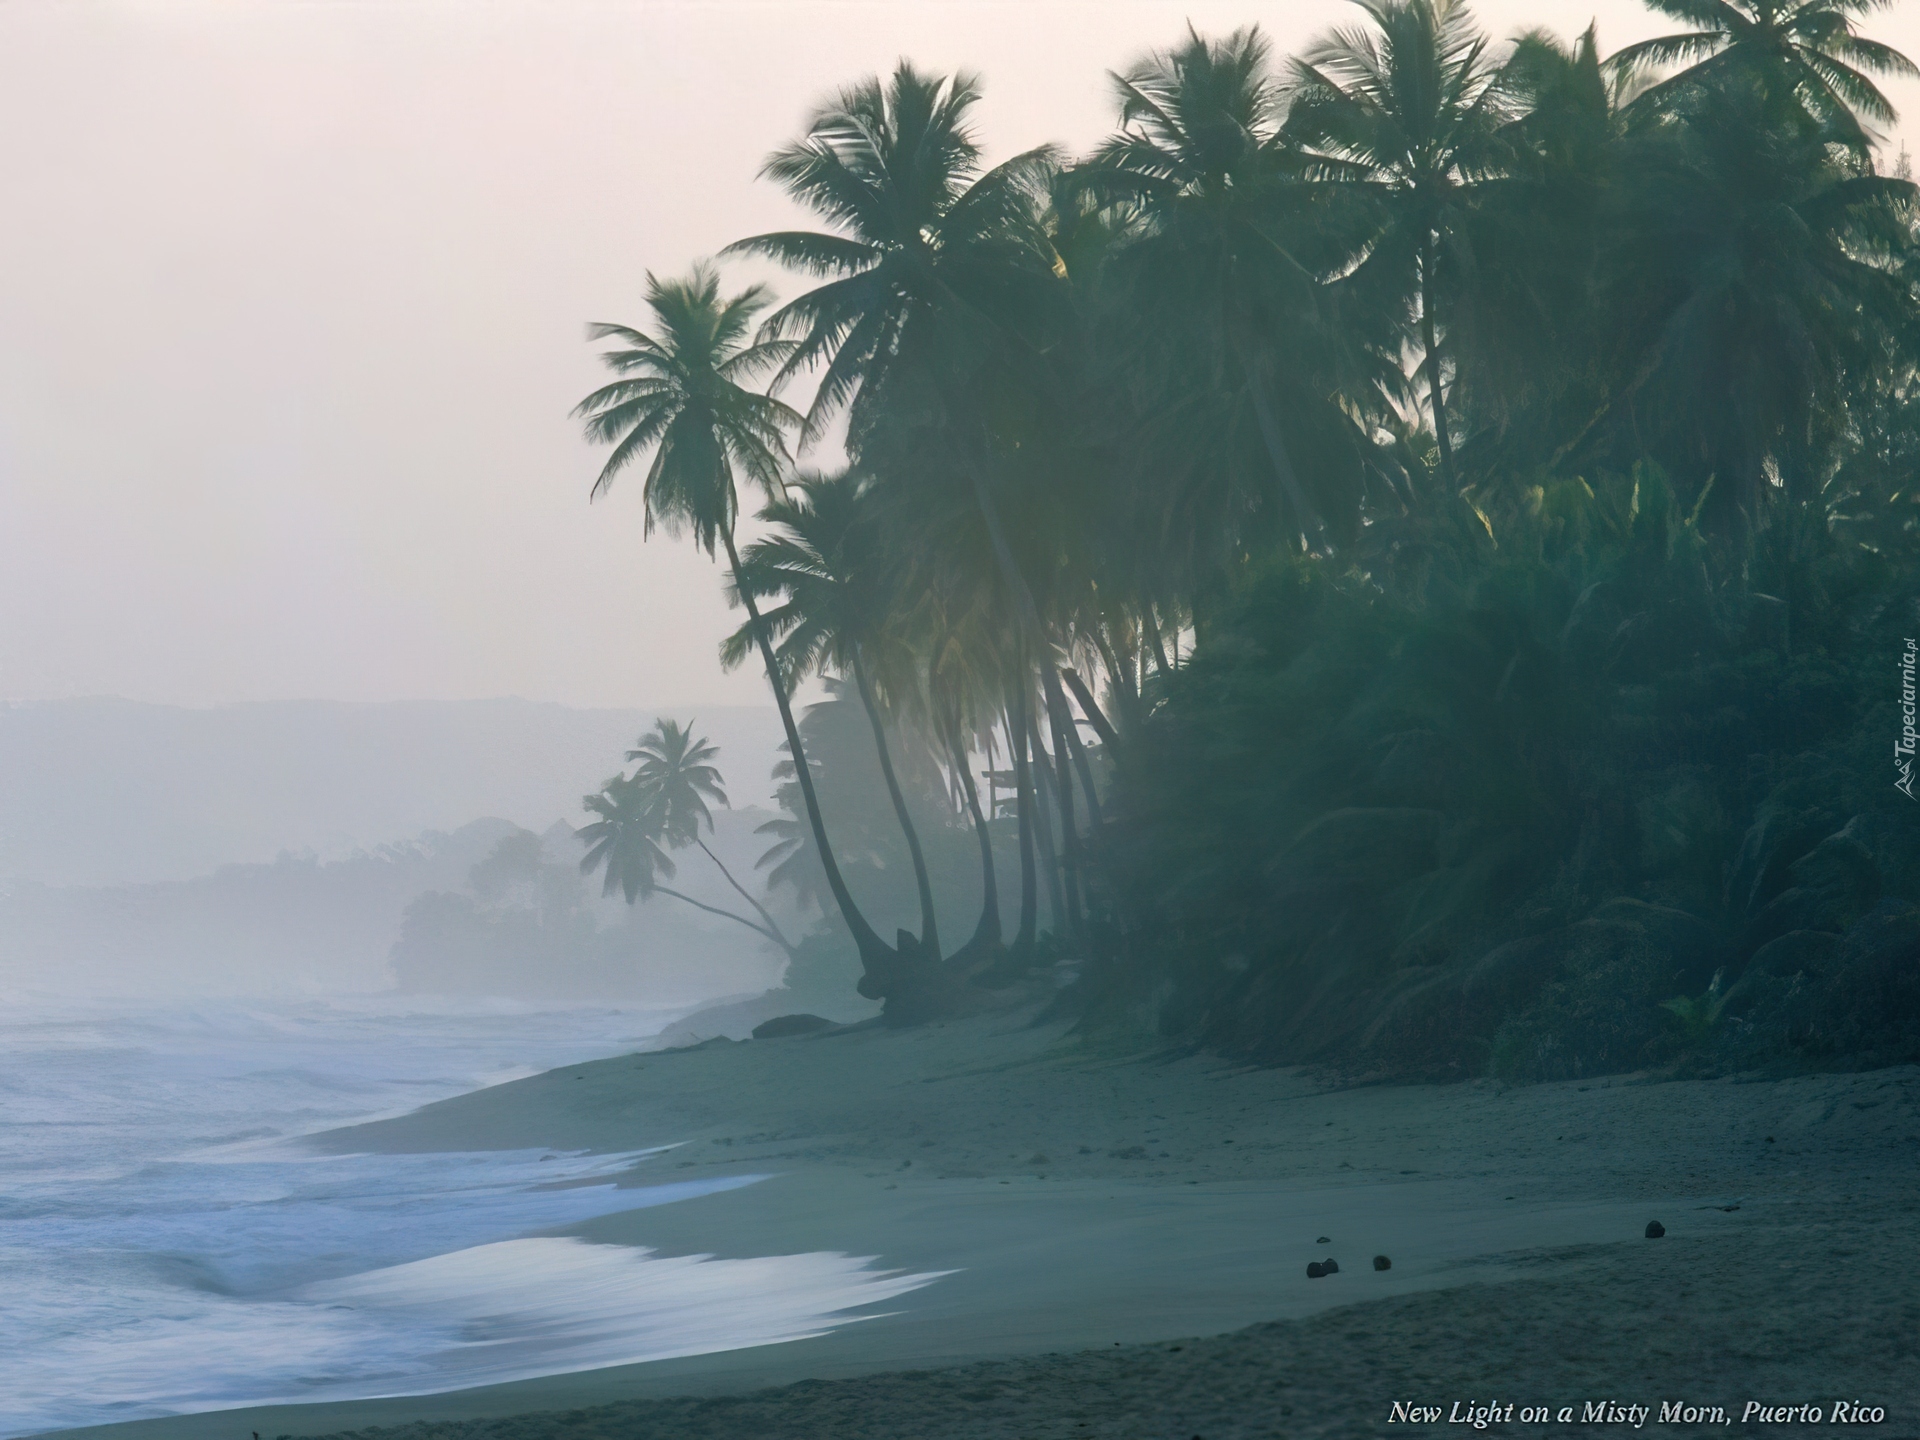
(1387, 1399), (1888, 1427)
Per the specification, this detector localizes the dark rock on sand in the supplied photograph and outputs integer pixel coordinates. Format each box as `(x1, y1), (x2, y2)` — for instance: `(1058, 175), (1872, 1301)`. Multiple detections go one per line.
(1306, 1262), (1327, 1278)
(1646, 1221), (1666, 1238)
(752, 1014), (836, 1039)
(1323, 1257), (1339, 1273)
(1374, 1254), (1392, 1270)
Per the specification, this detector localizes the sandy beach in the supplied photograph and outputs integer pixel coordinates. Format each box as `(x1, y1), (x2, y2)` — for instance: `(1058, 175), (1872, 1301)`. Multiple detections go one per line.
(54, 998), (1920, 1439)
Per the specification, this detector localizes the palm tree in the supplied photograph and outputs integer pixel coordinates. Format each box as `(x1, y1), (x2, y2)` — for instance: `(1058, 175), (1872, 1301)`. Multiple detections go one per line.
(626, 718), (798, 952)
(728, 62), (1090, 963)
(1285, 0), (1519, 494)
(1607, 0), (1918, 148)
(721, 472), (943, 959)
(724, 64), (1073, 743)
(572, 264), (904, 991)
(1085, 26), (1375, 557)
(577, 766), (797, 957)
(724, 63), (1061, 451)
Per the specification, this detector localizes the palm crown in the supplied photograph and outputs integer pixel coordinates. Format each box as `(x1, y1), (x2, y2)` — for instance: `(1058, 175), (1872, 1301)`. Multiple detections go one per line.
(572, 264), (800, 554)
(1608, 0), (1920, 140)
(625, 718), (728, 848)
(723, 62), (1060, 449)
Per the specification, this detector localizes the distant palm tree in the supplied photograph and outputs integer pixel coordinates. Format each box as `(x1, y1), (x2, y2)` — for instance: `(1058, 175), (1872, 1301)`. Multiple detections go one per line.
(1286, 0), (1518, 493)
(572, 265), (897, 984)
(626, 718), (798, 952)
(577, 761), (797, 958)
(721, 473), (943, 959)
(1608, 0), (1918, 147)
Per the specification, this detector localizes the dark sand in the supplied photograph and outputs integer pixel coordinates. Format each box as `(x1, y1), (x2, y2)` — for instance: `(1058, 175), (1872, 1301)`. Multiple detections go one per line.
(46, 1004), (1920, 1439)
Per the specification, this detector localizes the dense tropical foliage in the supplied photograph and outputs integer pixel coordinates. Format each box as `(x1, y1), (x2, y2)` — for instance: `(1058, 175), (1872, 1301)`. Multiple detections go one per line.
(574, 0), (1920, 1074)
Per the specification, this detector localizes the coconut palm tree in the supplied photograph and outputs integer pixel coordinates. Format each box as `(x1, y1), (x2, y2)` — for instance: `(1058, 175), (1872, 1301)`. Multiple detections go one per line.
(1084, 25), (1377, 556)
(724, 63), (1076, 743)
(721, 472), (943, 959)
(577, 767), (797, 957)
(572, 264), (905, 991)
(625, 718), (798, 952)
(1607, 0), (1918, 148)
(1285, 0), (1520, 494)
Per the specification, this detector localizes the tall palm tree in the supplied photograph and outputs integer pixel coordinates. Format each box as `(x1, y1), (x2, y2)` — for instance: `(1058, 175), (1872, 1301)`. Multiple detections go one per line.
(1085, 26), (1374, 557)
(727, 62), (1087, 963)
(721, 472), (943, 959)
(724, 63), (1061, 451)
(626, 718), (797, 951)
(1285, 0), (1519, 494)
(572, 264), (903, 988)
(1607, 0), (1918, 148)
(724, 64), (1073, 741)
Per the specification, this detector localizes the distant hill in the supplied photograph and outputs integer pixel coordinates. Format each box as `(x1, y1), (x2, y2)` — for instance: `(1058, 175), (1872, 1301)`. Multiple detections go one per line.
(0, 697), (786, 886)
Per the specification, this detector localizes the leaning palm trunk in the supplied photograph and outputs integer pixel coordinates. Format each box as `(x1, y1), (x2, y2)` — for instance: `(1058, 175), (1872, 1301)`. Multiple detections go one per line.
(1047, 663), (1106, 828)
(655, 884), (798, 959)
(850, 648), (941, 960)
(721, 526), (903, 991)
(693, 838), (799, 957)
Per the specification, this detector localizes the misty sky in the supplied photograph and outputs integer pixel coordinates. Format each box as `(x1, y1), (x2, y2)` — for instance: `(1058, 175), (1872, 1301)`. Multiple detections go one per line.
(4, 0), (1917, 710)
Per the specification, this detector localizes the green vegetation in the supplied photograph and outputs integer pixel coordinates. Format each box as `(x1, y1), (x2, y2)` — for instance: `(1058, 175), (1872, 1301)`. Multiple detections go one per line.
(574, 0), (1920, 1074)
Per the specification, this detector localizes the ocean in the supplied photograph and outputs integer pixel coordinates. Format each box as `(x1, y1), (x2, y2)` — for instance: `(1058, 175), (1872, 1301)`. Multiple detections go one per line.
(0, 994), (942, 1436)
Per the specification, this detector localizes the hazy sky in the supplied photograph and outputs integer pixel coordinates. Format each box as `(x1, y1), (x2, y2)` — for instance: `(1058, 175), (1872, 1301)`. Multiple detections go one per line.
(4, 0), (1918, 709)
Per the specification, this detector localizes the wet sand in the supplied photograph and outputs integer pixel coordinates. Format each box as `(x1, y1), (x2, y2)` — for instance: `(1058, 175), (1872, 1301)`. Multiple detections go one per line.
(48, 1002), (1920, 1438)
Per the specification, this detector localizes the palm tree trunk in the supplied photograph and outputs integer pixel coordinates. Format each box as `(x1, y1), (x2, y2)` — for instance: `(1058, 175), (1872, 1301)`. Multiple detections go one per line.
(943, 712), (1001, 954)
(1242, 371), (1333, 555)
(654, 884), (796, 957)
(1007, 693), (1039, 952)
(1037, 710), (1087, 948)
(851, 648), (940, 961)
(1141, 606), (1174, 678)
(1061, 664), (1122, 754)
(1421, 235), (1459, 494)
(693, 837), (797, 955)
(1025, 713), (1071, 939)
(1049, 666), (1106, 828)
(721, 525), (896, 981)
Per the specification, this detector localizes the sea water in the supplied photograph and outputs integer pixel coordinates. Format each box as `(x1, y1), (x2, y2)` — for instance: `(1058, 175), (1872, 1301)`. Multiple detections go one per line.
(0, 995), (943, 1436)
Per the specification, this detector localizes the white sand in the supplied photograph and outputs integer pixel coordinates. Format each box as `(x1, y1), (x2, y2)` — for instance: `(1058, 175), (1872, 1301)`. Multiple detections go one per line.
(47, 1000), (1920, 1438)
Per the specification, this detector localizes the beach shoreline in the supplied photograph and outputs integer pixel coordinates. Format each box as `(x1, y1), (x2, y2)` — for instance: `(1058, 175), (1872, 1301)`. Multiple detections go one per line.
(45, 1000), (1920, 1439)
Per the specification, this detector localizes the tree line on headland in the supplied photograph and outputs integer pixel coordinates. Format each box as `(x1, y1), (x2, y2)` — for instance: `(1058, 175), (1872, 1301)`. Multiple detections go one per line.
(571, 0), (1920, 1078)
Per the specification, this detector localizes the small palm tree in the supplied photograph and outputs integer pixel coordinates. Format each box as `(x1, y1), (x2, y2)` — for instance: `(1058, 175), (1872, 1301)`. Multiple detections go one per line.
(1286, 0), (1519, 493)
(627, 718), (798, 951)
(577, 757), (798, 958)
(1608, 0), (1918, 147)
(573, 265), (898, 985)
(577, 775), (674, 904)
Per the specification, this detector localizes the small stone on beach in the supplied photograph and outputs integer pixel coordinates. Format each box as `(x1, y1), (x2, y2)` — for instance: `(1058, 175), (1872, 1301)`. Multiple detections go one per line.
(1306, 1261), (1326, 1278)
(1645, 1220), (1666, 1238)
(1323, 1257), (1339, 1273)
(1316, 1236), (1331, 1243)
(1373, 1254), (1391, 1270)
